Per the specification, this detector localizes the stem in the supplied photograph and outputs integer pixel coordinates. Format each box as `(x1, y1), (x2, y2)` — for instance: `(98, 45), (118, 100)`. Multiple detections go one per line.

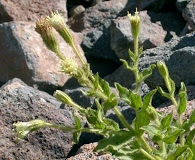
(113, 107), (134, 132)
(140, 148), (161, 160)
(71, 43), (85, 65)
(139, 135), (153, 153)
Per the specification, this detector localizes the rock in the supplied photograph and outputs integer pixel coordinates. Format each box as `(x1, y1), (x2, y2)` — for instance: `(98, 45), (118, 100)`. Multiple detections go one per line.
(68, 0), (137, 76)
(182, 0), (195, 31)
(176, 0), (190, 12)
(0, 21), (86, 93)
(136, 0), (175, 11)
(69, 5), (85, 17)
(67, 142), (118, 160)
(0, 0), (67, 22)
(0, 78), (75, 159)
(110, 11), (167, 60)
(105, 31), (195, 90)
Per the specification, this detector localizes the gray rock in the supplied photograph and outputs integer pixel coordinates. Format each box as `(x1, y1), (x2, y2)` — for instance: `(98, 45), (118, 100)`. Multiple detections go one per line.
(68, 0), (137, 76)
(183, 0), (195, 31)
(105, 31), (195, 90)
(176, 0), (190, 12)
(0, 21), (86, 93)
(0, 78), (75, 159)
(110, 11), (167, 60)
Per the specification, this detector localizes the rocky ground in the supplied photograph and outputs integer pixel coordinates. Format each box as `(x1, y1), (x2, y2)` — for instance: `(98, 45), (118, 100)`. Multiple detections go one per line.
(0, 0), (195, 159)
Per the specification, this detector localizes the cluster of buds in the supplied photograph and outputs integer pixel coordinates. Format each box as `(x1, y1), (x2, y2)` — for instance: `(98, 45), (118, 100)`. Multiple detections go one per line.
(35, 11), (85, 77)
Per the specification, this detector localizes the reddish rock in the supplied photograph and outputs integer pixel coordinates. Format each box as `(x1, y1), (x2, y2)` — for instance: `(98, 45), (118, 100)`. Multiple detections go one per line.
(0, 21), (86, 92)
(0, 0), (67, 22)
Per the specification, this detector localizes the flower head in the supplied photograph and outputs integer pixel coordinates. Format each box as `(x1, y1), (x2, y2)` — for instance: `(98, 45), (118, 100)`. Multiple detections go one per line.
(35, 18), (59, 53)
(47, 11), (73, 46)
(60, 58), (78, 76)
(127, 8), (140, 39)
(13, 119), (52, 140)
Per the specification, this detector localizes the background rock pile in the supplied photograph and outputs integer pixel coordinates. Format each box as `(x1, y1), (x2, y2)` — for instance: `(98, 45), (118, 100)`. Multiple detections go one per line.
(0, 0), (194, 159)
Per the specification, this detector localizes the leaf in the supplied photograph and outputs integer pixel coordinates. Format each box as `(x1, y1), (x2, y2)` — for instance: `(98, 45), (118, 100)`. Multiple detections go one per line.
(94, 130), (135, 152)
(99, 78), (111, 96)
(143, 89), (157, 109)
(72, 111), (82, 143)
(128, 48), (135, 62)
(138, 46), (143, 56)
(161, 113), (172, 129)
(185, 129), (195, 147)
(94, 73), (99, 90)
(157, 86), (170, 99)
(140, 64), (156, 82)
(130, 92), (143, 110)
(115, 83), (132, 106)
(167, 145), (189, 160)
(134, 108), (151, 134)
(163, 127), (183, 144)
(103, 93), (118, 110)
(140, 125), (162, 142)
(178, 82), (187, 115)
(183, 110), (195, 132)
(120, 59), (133, 71)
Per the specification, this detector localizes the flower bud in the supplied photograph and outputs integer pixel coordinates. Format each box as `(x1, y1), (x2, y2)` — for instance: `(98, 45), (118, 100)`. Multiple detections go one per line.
(13, 119), (52, 140)
(157, 61), (169, 78)
(54, 90), (75, 106)
(35, 18), (59, 54)
(128, 8), (140, 39)
(47, 11), (73, 46)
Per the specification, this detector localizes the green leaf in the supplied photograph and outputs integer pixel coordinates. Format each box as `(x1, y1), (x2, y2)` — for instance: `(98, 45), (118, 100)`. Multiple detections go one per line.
(161, 113), (172, 129)
(99, 78), (111, 96)
(120, 59), (133, 71)
(157, 86), (170, 99)
(178, 82), (187, 115)
(140, 64), (156, 82)
(186, 129), (195, 147)
(130, 92), (143, 110)
(94, 73), (99, 90)
(94, 130), (135, 152)
(143, 89), (157, 109)
(128, 48), (135, 62)
(183, 110), (195, 132)
(140, 125), (162, 142)
(115, 83), (132, 106)
(72, 111), (82, 143)
(103, 93), (118, 110)
(163, 127), (183, 144)
(138, 46), (143, 56)
(167, 145), (189, 160)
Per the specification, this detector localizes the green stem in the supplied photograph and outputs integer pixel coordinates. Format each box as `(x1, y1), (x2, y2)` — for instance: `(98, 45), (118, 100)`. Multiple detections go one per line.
(113, 107), (134, 132)
(139, 135), (153, 153)
(140, 148), (161, 160)
(71, 43), (85, 65)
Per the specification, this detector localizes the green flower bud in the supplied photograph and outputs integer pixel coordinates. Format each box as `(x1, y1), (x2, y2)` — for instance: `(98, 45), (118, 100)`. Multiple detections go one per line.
(54, 90), (75, 106)
(35, 18), (59, 54)
(157, 61), (169, 78)
(13, 119), (52, 140)
(47, 11), (73, 46)
(128, 8), (140, 39)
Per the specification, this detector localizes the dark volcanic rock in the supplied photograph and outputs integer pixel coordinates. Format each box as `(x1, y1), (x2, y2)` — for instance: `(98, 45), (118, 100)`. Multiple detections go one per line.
(0, 78), (75, 159)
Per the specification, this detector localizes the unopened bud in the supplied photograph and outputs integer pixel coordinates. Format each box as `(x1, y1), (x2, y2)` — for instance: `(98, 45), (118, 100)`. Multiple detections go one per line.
(13, 119), (52, 140)
(128, 8), (140, 39)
